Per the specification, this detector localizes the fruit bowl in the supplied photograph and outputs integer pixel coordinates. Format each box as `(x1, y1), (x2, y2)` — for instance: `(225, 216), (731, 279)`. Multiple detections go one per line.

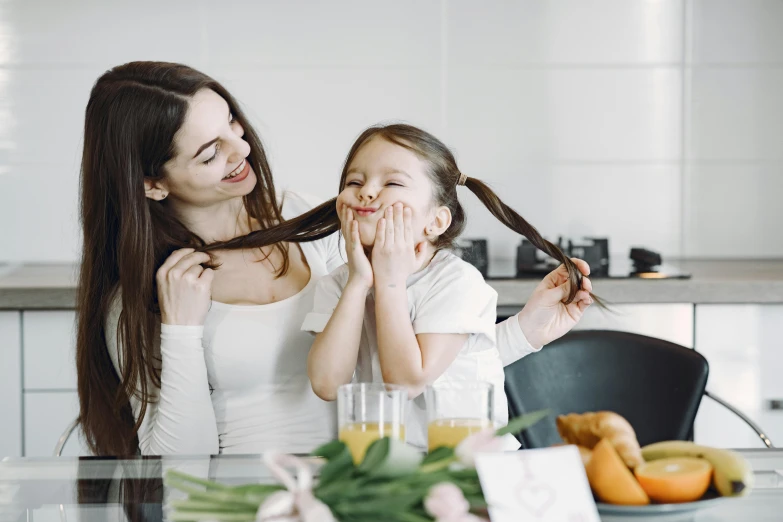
(596, 492), (728, 516)
(555, 411), (754, 516)
(588, 440), (752, 514)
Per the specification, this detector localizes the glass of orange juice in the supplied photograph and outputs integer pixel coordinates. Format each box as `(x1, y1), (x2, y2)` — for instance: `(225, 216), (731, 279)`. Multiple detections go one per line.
(337, 383), (406, 464)
(425, 382), (494, 452)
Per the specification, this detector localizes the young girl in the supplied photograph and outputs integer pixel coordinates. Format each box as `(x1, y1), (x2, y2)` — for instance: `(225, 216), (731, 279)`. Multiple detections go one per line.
(206, 123), (592, 447)
(289, 124), (593, 448)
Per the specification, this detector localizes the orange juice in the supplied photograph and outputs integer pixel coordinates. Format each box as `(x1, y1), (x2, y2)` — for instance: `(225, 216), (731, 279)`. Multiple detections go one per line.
(427, 418), (491, 451)
(338, 422), (405, 464)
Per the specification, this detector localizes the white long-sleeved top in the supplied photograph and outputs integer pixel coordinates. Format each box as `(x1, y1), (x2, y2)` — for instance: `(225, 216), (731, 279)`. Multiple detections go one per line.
(106, 192), (540, 455)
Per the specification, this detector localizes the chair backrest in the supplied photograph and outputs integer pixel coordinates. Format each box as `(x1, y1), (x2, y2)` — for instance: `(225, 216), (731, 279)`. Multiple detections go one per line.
(504, 330), (709, 448)
(54, 418), (82, 457)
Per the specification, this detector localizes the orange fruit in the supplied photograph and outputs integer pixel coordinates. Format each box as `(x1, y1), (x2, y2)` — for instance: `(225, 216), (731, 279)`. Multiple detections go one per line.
(634, 457), (713, 504)
(586, 438), (650, 505)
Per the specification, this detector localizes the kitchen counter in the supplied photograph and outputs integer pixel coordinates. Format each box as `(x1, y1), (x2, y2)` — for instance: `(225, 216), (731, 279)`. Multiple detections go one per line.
(2, 259), (783, 309)
(492, 259), (783, 307)
(0, 263), (78, 309)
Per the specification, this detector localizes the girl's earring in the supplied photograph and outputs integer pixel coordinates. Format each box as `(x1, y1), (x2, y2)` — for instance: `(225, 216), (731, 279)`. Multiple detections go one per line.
(161, 193), (168, 200)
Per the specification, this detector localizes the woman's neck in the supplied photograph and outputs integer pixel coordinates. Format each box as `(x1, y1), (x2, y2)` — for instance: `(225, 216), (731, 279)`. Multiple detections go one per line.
(169, 197), (257, 243)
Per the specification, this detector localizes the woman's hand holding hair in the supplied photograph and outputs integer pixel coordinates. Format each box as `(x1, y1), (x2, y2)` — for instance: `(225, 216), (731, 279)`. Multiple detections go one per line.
(156, 248), (214, 326)
(516, 258), (593, 349)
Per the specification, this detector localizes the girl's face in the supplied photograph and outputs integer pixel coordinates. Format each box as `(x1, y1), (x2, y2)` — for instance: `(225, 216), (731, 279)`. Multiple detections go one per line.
(337, 136), (441, 248)
(146, 88), (256, 206)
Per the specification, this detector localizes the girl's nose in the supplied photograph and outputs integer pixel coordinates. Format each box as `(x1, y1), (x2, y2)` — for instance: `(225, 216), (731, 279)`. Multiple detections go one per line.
(358, 186), (377, 202)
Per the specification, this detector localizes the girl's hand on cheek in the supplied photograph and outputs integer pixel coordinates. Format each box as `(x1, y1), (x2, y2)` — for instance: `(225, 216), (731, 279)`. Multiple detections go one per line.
(371, 203), (427, 288)
(341, 204), (373, 291)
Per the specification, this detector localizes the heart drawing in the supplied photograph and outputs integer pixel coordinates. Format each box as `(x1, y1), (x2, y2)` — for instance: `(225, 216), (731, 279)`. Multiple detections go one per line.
(515, 482), (557, 518)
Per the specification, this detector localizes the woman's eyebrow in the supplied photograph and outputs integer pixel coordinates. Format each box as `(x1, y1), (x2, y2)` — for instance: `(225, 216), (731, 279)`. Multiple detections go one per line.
(193, 137), (219, 159)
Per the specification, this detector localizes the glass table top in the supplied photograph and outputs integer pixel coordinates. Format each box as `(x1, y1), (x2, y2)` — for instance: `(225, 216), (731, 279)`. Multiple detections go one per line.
(1, 450), (782, 521)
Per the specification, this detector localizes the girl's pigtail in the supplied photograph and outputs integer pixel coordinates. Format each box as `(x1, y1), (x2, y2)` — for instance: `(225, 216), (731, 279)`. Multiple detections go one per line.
(463, 175), (598, 306)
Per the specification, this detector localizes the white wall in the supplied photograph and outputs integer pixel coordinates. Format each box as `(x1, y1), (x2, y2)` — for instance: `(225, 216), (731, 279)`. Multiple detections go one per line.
(0, 0), (780, 262)
(684, 0), (783, 257)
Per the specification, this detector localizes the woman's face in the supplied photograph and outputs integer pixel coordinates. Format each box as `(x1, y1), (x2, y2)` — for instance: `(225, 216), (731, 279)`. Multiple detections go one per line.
(152, 88), (256, 206)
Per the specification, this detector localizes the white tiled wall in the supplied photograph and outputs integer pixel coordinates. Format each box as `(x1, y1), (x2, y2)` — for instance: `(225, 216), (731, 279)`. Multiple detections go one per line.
(0, 1), (780, 261)
(690, 0), (783, 64)
(684, 0), (783, 257)
(449, 1), (684, 65)
(689, 69), (783, 162)
(686, 163), (783, 257)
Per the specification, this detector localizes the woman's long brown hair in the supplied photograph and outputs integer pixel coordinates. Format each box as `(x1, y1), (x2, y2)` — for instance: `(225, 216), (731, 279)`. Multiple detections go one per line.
(77, 61), (285, 456)
(209, 123), (592, 305)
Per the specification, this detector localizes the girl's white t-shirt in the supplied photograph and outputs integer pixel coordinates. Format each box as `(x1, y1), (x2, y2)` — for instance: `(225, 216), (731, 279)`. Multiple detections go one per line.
(106, 193), (538, 455)
(302, 250), (520, 450)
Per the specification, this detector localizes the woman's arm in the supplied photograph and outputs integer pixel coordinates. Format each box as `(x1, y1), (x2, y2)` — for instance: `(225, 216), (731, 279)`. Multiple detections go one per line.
(496, 258), (593, 366)
(106, 308), (219, 455)
(107, 248), (220, 455)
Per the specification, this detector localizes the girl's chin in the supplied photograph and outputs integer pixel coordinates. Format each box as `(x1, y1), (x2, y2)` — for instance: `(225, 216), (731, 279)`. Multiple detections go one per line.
(357, 225), (378, 248)
(358, 237), (376, 249)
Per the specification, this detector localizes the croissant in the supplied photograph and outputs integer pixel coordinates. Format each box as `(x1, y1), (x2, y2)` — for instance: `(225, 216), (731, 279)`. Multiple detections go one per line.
(556, 411), (644, 469)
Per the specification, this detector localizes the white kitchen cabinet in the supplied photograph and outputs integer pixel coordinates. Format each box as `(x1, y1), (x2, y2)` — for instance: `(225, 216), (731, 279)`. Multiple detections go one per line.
(694, 305), (783, 448)
(501, 303), (696, 347)
(572, 303), (695, 347)
(24, 391), (87, 457)
(23, 310), (77, 390)
(0, 311), (22, 458)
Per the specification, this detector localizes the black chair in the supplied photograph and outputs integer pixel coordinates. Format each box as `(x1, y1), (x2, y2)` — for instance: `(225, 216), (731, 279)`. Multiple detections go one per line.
(505, 329), (774, 449)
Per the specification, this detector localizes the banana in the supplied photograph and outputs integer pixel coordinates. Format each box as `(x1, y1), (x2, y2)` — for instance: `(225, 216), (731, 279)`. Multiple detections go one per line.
(641, 441), (754, 497)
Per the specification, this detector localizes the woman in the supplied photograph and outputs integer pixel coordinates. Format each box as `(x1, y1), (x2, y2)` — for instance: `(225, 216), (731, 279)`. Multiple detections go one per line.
(76, 61), (593, 457)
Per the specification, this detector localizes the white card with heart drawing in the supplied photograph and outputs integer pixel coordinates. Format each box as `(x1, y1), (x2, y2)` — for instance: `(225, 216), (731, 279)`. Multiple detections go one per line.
(475, 445), (601, 522)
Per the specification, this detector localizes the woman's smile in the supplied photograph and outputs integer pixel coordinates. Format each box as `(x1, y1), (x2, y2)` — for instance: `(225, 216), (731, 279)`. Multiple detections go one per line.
(221, 158), (249, 183)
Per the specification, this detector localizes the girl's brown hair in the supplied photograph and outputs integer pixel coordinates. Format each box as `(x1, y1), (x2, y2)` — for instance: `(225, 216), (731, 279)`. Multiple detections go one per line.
(210, 123), (587, 304)
(77, 61), (285, 456)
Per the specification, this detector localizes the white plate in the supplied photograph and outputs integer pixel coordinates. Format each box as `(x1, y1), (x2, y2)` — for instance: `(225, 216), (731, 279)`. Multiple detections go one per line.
(597, 495), (728, 516)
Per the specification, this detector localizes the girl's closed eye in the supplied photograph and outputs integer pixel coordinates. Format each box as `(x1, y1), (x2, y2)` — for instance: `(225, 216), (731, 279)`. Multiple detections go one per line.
(346, 180), (363, 186)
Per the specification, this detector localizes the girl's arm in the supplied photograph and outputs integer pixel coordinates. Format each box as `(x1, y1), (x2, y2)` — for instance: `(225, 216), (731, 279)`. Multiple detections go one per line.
(306, 205), (374, 401)
(374, 282), (467, 397)
(307, 281), (368, 401)
(372, 204), (469, 398)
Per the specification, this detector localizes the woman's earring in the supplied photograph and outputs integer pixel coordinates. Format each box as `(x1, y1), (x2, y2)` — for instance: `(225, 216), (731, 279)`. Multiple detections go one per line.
(161, 193), (168, 200)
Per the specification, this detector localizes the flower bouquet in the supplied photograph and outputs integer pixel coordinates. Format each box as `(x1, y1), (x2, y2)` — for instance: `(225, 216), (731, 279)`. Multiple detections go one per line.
(165, 410), (548, 522)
